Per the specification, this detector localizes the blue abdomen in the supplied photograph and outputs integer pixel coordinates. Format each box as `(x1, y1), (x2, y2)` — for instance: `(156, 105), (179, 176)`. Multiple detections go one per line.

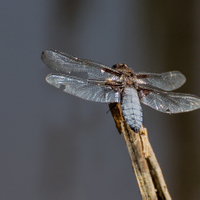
(121, 87), (143, 133)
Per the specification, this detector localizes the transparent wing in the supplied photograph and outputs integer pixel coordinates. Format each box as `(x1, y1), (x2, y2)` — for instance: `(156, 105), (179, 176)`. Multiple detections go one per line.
(42, 50), (121, 80)
(46, 73), (120, 103)
(139, 86), (200, 113)
(136, 71), (186, 91)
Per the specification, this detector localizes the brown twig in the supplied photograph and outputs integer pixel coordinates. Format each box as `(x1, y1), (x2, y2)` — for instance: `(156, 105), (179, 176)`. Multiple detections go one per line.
(109, 103), (172, 200)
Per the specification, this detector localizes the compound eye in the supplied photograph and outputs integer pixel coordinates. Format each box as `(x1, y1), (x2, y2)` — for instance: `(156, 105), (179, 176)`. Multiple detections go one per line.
(112, 64), (118, 69)
(122, 64), (128, 68)
(112, 63), (125, 69)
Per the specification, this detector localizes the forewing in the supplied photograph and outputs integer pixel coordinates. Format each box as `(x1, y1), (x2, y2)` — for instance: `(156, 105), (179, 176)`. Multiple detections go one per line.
(139, 86), (200, 113)
(46, 73), (120, 103)
(42, 50), (120, 80)
(136, 71), (186, 91)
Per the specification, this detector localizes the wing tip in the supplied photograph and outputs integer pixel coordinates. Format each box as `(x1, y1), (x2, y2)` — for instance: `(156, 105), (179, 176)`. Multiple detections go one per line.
(46, 74), (61, 88)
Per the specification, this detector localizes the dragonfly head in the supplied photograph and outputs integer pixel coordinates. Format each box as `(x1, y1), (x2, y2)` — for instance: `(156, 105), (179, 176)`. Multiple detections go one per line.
(112, 63), (129, 70)
(112, 63), (135, 76)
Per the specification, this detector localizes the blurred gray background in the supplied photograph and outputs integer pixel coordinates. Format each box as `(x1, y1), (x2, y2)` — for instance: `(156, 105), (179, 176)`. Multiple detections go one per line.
(1, 1), (200, 199)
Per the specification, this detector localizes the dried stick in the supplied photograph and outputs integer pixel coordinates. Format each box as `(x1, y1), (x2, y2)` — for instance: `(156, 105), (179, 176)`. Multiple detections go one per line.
(109, 103), (172, 200)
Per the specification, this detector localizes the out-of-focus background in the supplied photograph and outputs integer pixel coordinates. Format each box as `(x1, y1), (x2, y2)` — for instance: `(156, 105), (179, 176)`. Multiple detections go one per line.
(1, 1), (200, 199)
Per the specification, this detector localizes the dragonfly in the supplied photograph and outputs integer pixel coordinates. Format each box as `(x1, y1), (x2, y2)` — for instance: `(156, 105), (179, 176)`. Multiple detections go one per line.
(41, 49), (200, 133)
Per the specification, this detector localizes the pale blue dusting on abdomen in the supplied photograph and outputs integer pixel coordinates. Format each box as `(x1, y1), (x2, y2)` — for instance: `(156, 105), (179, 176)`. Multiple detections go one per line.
(121, 87), (143, 133)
